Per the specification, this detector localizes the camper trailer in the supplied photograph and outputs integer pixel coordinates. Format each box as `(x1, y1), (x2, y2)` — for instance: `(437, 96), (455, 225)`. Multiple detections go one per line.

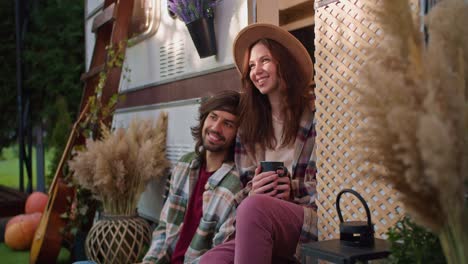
(84, 0), (315, 222)
(83, 0), (423, 245)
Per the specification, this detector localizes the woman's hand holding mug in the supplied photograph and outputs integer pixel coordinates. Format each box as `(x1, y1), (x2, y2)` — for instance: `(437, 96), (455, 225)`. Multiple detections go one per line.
(251, 166), (279, 196)
(250, 161), (291, 200)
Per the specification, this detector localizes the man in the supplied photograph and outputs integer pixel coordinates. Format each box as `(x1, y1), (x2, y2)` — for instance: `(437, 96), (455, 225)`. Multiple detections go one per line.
(141, 90), (242, 264)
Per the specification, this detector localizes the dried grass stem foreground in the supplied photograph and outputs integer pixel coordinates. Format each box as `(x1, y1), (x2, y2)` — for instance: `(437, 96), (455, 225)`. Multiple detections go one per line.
(354, 0), (467, 263)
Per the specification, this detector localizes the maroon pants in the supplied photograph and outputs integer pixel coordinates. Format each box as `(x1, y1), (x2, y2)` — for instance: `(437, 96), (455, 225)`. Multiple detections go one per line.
(200, 195), (304, 264)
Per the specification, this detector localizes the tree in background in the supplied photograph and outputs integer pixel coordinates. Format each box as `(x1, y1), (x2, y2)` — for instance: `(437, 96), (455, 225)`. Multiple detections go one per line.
(0, 0), (84, 185)
(47, 96), (72, 185)
(25, 0), (84, 185)
(0, 1), (18, 153)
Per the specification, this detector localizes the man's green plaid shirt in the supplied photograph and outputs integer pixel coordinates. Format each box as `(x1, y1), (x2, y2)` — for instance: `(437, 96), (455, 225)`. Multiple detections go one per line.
(142, 152), (242, 264)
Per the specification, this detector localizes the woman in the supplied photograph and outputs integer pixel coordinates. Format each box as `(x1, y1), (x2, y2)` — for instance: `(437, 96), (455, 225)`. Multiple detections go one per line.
(199, 23), (317, 264)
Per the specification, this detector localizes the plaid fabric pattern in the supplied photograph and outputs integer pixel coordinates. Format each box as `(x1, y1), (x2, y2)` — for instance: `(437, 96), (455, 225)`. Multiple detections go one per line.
(142, 152), (242, 264)
(234, 106), (318, 242)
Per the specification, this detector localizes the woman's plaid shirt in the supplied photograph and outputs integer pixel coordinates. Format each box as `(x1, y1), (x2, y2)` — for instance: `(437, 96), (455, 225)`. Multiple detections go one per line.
(142, 152), (242, 264)
(234, 106), (318, 242)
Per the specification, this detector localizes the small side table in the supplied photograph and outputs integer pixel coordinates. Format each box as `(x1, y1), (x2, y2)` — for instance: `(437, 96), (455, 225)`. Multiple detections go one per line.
(301, 238), (391, 264)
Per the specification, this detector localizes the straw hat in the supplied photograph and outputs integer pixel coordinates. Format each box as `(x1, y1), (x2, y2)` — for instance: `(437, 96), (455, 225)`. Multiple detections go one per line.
(233, 23), (313, 83)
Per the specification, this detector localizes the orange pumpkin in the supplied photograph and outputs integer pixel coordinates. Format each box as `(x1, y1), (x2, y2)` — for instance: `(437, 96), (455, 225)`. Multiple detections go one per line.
(28, 212), (42, 230)
(25, 192), (48, 214)
(4, 213), (42, 250)
(6, 214), (25, 229)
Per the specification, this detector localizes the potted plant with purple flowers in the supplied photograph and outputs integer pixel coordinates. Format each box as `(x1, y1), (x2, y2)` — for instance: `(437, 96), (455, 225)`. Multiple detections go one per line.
(168, 0), (223, 58)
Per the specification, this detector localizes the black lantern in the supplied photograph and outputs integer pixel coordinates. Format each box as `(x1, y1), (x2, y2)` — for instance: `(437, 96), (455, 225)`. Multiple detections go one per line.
(300, 189), (391, 264)
(336, 189), (374, 247)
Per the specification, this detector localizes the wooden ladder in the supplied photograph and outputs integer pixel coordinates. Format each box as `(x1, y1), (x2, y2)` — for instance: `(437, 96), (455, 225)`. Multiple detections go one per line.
(29, 1), (134, 263)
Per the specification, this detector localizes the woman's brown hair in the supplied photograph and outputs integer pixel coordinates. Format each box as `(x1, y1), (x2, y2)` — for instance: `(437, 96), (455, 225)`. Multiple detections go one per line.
(239, 38), (313, 154)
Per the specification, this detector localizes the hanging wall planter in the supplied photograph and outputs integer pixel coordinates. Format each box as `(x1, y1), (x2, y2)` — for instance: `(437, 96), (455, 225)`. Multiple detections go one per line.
(167, 0), (224, 59)
(186, 16), (217, 58)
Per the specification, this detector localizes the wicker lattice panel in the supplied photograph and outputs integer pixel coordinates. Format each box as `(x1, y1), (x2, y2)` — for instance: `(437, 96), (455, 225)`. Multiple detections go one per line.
(314, 0), (416, 240)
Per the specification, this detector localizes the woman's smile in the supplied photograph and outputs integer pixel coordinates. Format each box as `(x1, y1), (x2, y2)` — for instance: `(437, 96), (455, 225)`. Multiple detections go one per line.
(249, 43), (280, 95)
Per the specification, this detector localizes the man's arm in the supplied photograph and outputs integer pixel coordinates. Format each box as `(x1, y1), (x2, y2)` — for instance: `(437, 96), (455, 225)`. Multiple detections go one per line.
(141, 194), (172, 264)
(142, 153), (193, 263)
(212, 202), (237, 246)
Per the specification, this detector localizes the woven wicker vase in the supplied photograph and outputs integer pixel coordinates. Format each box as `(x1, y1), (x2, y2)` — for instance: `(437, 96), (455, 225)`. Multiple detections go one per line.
(85, 213), (151, 264)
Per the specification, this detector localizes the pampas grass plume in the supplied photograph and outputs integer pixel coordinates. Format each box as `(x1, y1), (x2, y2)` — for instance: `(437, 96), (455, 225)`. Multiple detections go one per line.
(355, 0), (467, 262)
(69, 112), (171, 215)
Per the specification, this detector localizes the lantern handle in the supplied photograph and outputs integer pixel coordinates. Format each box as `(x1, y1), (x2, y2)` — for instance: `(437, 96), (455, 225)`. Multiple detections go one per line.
(336, 189), (372, 227)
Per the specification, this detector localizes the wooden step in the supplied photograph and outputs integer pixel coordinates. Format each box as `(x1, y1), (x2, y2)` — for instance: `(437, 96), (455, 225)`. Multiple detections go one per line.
(80, 64), (105, 81)
(92, 3), (117, 33)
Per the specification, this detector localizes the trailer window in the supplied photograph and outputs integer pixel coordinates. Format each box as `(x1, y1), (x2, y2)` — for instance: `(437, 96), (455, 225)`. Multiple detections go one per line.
(129, 0), (160, 45)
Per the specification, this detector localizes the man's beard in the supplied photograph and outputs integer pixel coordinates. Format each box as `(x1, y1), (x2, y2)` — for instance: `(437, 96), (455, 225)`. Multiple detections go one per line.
(202, 130), (227, 153)
(203, 143), (226, 152)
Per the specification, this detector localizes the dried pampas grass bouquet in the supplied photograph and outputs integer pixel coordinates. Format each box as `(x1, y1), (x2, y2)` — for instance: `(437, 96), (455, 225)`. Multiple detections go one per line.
(69, 112), (171, 216)
(354, 0), (467, 263)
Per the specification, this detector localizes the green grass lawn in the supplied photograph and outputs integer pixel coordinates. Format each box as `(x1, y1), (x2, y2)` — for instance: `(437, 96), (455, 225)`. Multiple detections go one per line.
(0, 146), (53, 190)
(0, 243), (70, 264)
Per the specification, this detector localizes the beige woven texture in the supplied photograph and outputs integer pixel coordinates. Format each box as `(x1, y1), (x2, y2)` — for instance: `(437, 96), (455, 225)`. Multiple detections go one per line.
(85, 215), (152, 264)
(314, 0), (420, 240)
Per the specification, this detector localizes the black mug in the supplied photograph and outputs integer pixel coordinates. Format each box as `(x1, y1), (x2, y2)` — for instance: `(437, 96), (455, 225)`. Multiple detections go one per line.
(260, 161), (288, 193)
(260, 161), (288, 177)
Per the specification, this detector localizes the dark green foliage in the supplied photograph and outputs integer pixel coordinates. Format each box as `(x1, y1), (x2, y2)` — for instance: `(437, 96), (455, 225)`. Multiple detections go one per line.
(22, 1), (84, 184)
(0, 1), (17, 150)
(47, 96), (72, 185)
(386, 216), (446, 264)
(24, 0), (84, 127)
(0, 1), (84, 179)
